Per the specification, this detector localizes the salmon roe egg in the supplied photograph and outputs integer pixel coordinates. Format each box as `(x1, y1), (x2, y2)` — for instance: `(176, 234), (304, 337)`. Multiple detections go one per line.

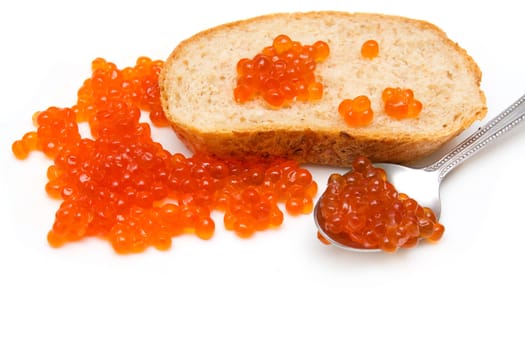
(12, 57), (318, 254)
(317, 155), (444, 252)
(338, 95), (374, 127)
(234, 34), (329, 107)
(382, 87), (423, 119)
(361, 40), (379, 59)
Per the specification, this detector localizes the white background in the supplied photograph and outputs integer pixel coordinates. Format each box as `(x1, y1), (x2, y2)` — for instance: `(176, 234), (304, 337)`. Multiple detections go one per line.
(1, 1), (524, 349)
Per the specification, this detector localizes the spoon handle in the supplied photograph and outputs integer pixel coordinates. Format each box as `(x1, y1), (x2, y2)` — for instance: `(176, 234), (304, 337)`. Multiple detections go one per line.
(424, 94), (525, 181)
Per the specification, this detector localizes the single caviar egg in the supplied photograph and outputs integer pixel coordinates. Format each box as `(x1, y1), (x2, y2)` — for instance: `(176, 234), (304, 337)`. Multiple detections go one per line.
(338, 95), (374, 127)
(234, 34), (329, 107)
(382, 87), (423, 119)
(361, 40), (379, 58)
(272, 34), (293, 54)
(11, 140), (29, 160)
(317, 155), (444, 252)
(312, 40), (330, 62)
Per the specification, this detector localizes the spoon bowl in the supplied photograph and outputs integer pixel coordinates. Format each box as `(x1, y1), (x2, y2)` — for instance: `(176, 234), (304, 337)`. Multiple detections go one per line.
(315, 94), (525, 252)
(374, 163), (441, 218)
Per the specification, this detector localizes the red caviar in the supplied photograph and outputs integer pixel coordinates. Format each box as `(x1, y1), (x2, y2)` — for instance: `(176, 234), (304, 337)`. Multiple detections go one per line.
(317, 156), (444, 252)
(361, 40), (379, 59)
(382, 87), (423, 119)
(12, 57), (317, 254)
(234, 34), (330, 107)
(338, 95), (374, 127)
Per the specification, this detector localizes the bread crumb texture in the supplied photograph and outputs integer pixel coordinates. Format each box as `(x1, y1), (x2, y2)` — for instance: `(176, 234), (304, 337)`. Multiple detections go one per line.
(160, 12), (486, 166)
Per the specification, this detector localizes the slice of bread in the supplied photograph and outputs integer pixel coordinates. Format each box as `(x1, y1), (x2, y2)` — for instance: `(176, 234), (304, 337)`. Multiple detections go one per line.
(160, 11), (487, 167)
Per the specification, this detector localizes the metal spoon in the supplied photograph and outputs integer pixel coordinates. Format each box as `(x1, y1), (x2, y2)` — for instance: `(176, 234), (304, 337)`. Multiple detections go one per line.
(315, 94), (525, 252)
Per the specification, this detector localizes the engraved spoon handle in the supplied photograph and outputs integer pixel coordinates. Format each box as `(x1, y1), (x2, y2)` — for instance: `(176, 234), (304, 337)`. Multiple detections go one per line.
(424, 94), (525, 181)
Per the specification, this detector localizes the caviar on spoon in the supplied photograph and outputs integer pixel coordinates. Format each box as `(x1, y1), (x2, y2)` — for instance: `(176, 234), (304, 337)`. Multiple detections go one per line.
(316, 94), (525, 252)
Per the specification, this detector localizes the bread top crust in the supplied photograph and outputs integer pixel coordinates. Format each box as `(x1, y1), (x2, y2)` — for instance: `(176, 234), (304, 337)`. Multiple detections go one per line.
(160, 11), (486, 142)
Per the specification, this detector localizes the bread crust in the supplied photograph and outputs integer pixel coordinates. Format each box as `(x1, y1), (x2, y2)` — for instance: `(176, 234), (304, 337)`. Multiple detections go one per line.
(169, 122), (462, 166)
(160, 11), (487, 167)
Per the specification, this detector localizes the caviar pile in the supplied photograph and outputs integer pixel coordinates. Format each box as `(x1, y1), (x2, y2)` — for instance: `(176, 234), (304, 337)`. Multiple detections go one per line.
(317, 156), (444, 252)
(361, 40), (379, 59)
(382, 87), (423, 120)
(337, 95), (374, 127)
(11, 57), (317, 254)
(234, 34), (330, 107)
(338, 87), (423, 127)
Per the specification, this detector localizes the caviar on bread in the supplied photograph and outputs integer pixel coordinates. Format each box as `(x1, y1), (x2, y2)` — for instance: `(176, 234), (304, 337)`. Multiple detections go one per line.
(234, 34), (329, 107)
(160, 11), (487, 167)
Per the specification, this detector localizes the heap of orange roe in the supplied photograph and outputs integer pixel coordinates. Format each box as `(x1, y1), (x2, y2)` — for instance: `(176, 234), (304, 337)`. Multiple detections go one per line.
(317, 156), (444, 252)
(382, 87), (423, 119)
(234, 34), (329, 107)
(11, 57), (317, 254)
